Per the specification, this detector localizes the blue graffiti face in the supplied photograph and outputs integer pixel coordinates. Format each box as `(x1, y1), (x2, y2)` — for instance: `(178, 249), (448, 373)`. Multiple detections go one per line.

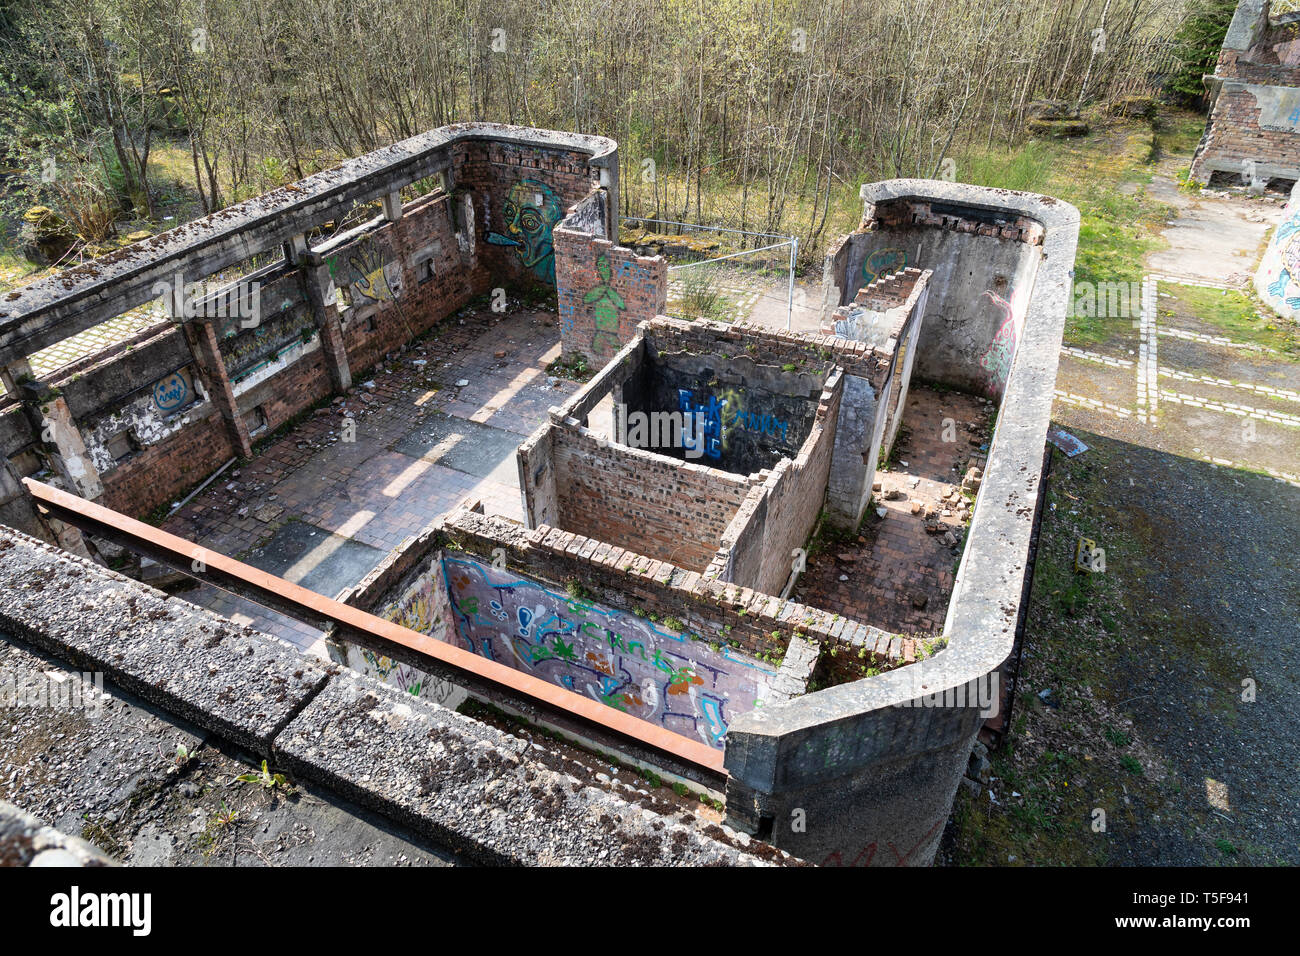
(152, 372), (190, 413)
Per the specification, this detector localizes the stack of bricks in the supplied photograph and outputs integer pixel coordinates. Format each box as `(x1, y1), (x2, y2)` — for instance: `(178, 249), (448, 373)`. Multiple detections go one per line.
(821, 266), (931, 347)
(648, 317), (892, 386)
(867, 200), (1045, 245)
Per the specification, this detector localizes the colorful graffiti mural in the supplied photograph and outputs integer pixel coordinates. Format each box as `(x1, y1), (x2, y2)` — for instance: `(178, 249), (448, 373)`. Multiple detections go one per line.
(861, 247), (907, 286)
(441, 557), (777, 749)
(486, 179), (564, 284)
(1257, 185), (1300, 320)
(978, 288), (1020, 397)
(584, 253), (626, 354)
(326, 238), (401, 308)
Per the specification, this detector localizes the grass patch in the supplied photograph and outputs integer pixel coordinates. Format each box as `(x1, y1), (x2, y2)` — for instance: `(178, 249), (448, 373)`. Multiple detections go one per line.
(957, 116), (1180, 347)
(1164, 283), (1300, 355)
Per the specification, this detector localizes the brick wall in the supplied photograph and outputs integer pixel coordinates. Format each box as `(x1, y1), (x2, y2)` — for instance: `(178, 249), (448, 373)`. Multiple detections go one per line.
(647, 317), (892, 387)
(1192, 86), (1300, 183)
(449, 139), (601, 289)
(555, 215), (667, 363)
(711, 372), (843, 595)
(98, 407), (236, 517)
(437, 508), (910, 666)
(337, 194), (490, 376)
(15, 135), (608, 522)
(1190, 8), (1300, 184)
(550, 424), (756, 573)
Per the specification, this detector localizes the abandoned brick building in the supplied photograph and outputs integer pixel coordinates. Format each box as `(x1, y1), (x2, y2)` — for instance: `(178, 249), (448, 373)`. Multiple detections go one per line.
(1192, 0), (1300, 189)
(0, 124), (1078, 866)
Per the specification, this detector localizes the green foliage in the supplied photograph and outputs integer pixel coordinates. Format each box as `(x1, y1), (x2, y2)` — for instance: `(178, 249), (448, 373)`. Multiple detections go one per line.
(1166, 1), (1239, 107)
(564, 579), (593, 603)
(235, 759), (291, 791)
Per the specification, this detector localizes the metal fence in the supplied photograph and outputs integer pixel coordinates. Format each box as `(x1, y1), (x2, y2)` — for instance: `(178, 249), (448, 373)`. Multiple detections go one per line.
(620, 218), (798, 329)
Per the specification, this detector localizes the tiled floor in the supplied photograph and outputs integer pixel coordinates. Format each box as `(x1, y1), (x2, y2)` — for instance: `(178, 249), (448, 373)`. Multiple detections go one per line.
(161, 306), (577, 657)
(792, 386), (994, 636)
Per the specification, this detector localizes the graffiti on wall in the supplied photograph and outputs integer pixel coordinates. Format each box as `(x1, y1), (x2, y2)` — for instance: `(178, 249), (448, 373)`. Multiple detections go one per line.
(861, 248), (907, 287)
(341, 565), (467, 709)
(584, 253), (627, 355)
(326, 238), (402, 308)
(1259, 201), (1300, 319)
(441, 557), (777, 749)
(675, 387), (792, 461)
(977, 288), (1021, 397)
(833, 306), (884, 342)
(486, 179), (564, 284)
(151, 367), (197, 415)
(676, 389), (726, 459)
(85, 365), (207, 473)
(380, 571), (452, 639)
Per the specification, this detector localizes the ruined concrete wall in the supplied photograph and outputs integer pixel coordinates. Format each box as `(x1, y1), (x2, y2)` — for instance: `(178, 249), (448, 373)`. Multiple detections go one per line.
(550, 424), (756, 573)
(818, 266), (930, 529)
(824, 372), (883, 528)
(517, 425), (558, 528)
(555, 201), (667, 364)
(725, 180), (1077, 867)
(0, 126), (618, 520)
(336, 192), (489, 375)
(1191, 1), (1300, 185)
(831, 198), (1041, 400)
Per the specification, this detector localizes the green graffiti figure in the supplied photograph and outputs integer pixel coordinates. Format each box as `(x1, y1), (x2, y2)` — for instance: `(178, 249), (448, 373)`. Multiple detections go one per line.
(583, 254), (626, 354)
(488, 180), (564, 284)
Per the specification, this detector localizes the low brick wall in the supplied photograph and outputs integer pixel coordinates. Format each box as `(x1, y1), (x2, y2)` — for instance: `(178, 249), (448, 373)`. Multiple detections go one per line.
(551, 424), (756, 573)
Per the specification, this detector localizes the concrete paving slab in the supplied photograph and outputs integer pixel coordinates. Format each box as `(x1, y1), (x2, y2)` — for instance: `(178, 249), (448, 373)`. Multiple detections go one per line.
(241, 519), (385, 600)
(393, 412), (522, 483)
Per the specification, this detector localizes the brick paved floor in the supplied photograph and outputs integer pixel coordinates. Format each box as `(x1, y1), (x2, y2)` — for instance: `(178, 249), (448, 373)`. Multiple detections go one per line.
(792, 386), (994, 636)
(161, 306), (577, 658)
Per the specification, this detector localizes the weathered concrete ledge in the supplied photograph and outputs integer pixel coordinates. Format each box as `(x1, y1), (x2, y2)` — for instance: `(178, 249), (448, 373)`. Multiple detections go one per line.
(723, 180), (1080, 865)
(0, 525), (788, 866)
(0, 527), (328, 753)
(275, 671), (785, 866)
(0, 799), (116, 867)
